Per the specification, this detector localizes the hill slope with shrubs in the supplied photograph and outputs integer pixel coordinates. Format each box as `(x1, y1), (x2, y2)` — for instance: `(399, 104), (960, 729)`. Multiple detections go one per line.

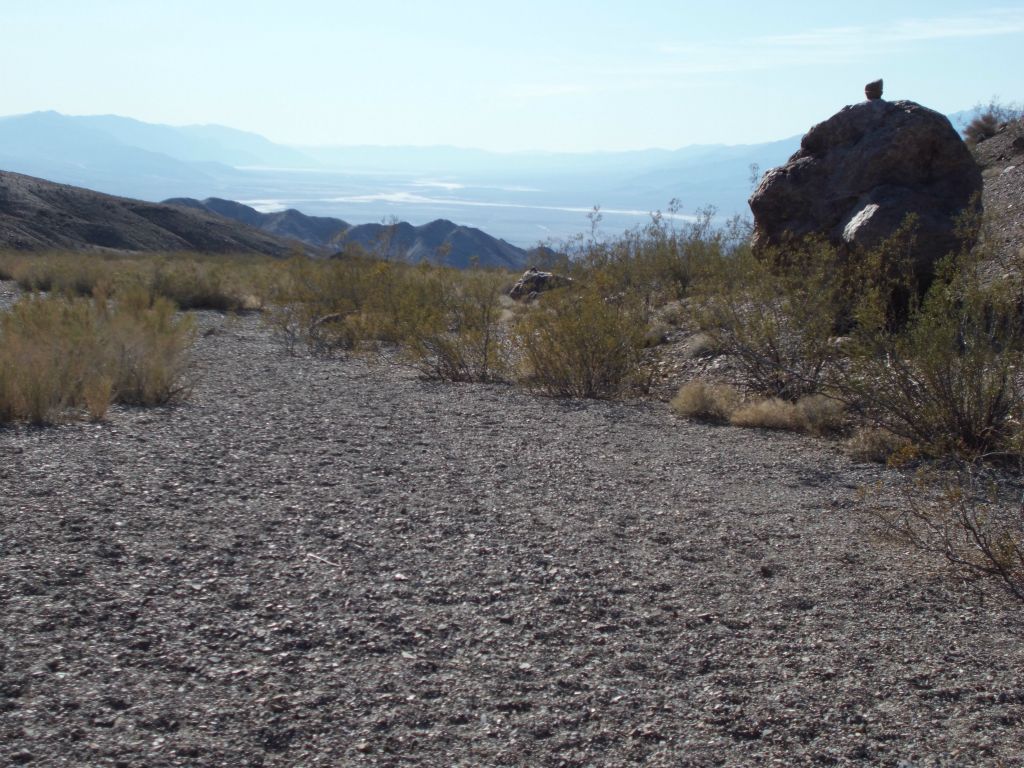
(0, 171), (297, 255)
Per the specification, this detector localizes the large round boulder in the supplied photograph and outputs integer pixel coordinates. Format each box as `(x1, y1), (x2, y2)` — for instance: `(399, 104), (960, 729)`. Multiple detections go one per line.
(749, 97), (982, 285)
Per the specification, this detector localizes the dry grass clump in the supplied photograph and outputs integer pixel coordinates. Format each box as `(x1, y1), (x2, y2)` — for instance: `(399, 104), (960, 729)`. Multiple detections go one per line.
(796, 394), (846, 436)
(845, 426), (914, 464)
(0, 291), (193, 425)
(681, 332), (718, 359)
(674, 391), (845, 434)
(728, 398), (803, 431)
(642, 320), (670, 348)
(670, 381), (739, 423)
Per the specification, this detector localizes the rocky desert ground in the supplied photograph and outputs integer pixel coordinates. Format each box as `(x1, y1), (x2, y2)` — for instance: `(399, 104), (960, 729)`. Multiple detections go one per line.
(3, 277), (1024, 766)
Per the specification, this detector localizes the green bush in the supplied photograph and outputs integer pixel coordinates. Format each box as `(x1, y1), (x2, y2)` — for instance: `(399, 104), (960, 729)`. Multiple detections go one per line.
(838, 245), (1023, 459)
(514, 287), (648, 399)
(688, 237), (846, 401)
(0, 251), (271, 311)
(397, 268), (510, 382)
(567, 204), (745, 313)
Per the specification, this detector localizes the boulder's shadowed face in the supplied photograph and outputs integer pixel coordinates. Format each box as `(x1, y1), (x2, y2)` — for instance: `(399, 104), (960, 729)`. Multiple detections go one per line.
(749, 99), (982, 286)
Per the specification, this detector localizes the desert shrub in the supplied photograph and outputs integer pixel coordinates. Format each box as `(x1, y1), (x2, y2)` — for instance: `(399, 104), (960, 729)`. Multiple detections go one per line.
(566, 205), (745, 313)
(263, 256), (373, 354)
(397, 268), (510, 382)
(6, 252), (122, 297)
(0, 291), (194, 424)
(150, 259), (240, 311)
(106, 287), (195, 404)
(361, 262), (443, 345)
(689, 238), (845, 401)
(838, 242), (1023, 459)
(514, 286), (649, 399)
(670, 381), (740, 423)
(1, 251), (272, 311)
(263, 256), (513, 380)
(962, 99), (1024, 146)
(0, 297), (100, 423)
(872, 466), (1024, 600)
(0, 252), (19, 281)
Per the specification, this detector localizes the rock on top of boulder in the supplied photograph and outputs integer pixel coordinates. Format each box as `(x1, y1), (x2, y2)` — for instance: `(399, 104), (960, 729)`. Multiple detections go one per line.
(749, 96), (982, 285)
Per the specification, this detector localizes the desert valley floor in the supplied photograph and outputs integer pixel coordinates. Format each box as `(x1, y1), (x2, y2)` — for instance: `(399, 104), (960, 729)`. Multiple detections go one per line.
(2, 289), (1023, 767)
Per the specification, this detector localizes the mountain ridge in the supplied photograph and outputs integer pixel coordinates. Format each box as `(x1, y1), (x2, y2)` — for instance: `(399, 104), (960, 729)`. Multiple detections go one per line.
(164, 197), (532, 269)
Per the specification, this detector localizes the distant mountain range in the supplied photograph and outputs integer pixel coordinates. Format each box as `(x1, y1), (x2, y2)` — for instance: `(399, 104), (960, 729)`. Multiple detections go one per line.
(165, 197), (534, 269)
(0, 107), (990, 247)
(0, 111), (801, 233)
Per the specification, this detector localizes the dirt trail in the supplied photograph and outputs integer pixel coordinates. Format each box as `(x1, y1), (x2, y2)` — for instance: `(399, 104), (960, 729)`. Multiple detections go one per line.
(2, 308), (1022, 767)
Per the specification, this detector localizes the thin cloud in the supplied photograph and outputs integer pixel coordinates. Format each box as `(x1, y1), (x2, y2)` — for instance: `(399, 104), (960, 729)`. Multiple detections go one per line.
(500, 8), (1024, 107)
(660, 8), (1024, 73)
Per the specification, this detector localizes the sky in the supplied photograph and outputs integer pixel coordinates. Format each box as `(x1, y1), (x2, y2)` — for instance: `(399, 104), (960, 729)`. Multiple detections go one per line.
(2, 0), (1022, 152)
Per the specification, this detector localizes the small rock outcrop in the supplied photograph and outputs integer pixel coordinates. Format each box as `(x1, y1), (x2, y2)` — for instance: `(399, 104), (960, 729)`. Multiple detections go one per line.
(749, 93), (983, 287)
(509, 267), (573, 301)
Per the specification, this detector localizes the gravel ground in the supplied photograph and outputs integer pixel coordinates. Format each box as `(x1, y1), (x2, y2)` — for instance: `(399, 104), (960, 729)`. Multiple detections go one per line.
(974, 118), (1024, 267)
(2, 302), (1024, 767)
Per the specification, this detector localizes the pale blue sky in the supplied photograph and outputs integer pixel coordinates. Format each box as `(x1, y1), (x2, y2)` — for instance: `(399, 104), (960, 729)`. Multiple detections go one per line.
(2, 1), (1022, 151)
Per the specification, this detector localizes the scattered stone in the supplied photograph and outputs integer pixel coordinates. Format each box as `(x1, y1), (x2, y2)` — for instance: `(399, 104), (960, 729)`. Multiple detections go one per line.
(508, 267), (573, 301)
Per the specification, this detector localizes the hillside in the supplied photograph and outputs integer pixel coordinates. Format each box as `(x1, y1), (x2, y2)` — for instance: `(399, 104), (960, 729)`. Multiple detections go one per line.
(337, 218), (531, 269)
(0, 171), (297, 255)
(165, 197), (350, 247)
(167, 197), (533, 269)
(971, 118), (1024, 263)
